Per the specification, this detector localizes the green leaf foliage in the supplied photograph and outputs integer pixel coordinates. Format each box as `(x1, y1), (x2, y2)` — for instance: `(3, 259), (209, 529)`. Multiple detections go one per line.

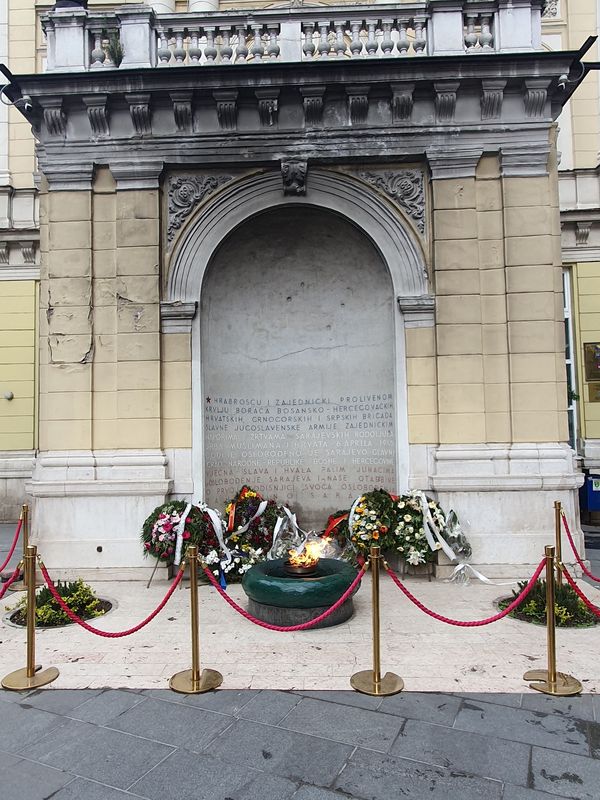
(11, 579), (106, 628)
(498, 579), (597, 627)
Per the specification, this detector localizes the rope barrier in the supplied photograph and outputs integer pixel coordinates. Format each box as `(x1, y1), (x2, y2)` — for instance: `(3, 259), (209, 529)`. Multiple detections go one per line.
(561, 564), (600, 618)
(38, 561), (185, 637)
(561, 512), (600, 584)
(201, 562), (367, 631)
(383, 559), (546, 627)
(0, 518), (22, 575)
(0, 562), (23, 601)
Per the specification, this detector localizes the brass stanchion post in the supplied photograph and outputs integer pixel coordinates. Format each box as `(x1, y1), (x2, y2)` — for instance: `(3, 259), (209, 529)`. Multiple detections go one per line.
(523, 545), (581, 696)
(2, 545), (59, 691)
(9, 504), (42, 593)
(170, 545), (222, 694)
(350, 545), (403, 697)
(554, 500), (563, 587)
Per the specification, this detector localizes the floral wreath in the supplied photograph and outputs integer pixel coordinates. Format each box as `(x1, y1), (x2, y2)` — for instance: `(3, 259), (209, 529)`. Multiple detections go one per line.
(141, 501), (219, 562)
(224, 485), (281, 554)
(348, 489), (397, 555)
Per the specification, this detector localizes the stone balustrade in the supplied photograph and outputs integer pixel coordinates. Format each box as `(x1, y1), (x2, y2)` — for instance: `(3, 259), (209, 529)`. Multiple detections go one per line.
(41, 0), (544, 72)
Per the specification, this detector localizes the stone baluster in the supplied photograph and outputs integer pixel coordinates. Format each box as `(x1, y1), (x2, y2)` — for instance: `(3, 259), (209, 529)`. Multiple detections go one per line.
(349, 20), (362, 58)
(157, 28), (171, 66)
(365, 20), (378, 58)
(204, 27), (217, 62)
(235, 25), (248, 62)
(380, 19), (394, 56)
(397, 17), (409, 55)
(334, 21), (346, 59)
(90, 30), (106, 69)
(173, 28), (186, 64)
(102, 34), (116, 69)
(480, 15), (493, 50)
(302, 23), (316, 60)
(220, 27), (233, 63)
(267, 26), (280, 60)
(317, 22), (330, 60)
(188, 30), (201, 63)
(250, 24), (264, 62)
(413, 16), (427, 55)
(464, 14), (477, 52)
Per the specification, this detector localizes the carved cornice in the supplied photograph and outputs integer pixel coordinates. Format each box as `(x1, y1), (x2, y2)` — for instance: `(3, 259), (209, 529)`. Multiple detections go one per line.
(300, 85), (325, 127)
(434, 82), (459, 123)
(397, 295), (435, 328)
(359, 170), (425, 234)
(281, 161), (307, 196)
(0, 244), (8, 265)
(160, 301), (197, 334)
(390, 82), (414, 123)
(82, 94), (109, 137)
(576, 222), (592, 246)
(170, 91), (193, 133)
(481, 80), (506, 121)
(39, 98), (66, 138)
(500, 144), (550, 176)
(214, 90), (238, 131)
(126, 93), (151, 136)
(21, 241), (36, 264)
(427, 148), (483, 179)
(168, 174), (233, 244)
(524, 79), (550, 118)
(256, 89), (279, 128)
(346, 85), (369, 125)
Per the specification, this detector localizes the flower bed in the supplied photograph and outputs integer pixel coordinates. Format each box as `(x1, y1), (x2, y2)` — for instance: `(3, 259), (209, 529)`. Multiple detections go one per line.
(498, 579), (598, 628)
(9, 579), (110, 628)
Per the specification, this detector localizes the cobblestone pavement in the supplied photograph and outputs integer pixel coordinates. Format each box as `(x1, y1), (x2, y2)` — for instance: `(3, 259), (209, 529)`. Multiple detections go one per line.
(1, 686), (600, 800)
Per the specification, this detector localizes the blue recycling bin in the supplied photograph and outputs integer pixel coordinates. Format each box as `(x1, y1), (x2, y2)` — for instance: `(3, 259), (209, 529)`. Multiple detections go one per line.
(580, 474), (600, 512)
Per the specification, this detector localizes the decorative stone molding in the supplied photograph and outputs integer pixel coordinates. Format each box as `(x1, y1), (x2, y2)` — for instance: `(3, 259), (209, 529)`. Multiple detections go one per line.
(170, 91), (193, 133)
(281, 160), (307, 196)
(481, 80), (506, 121)
(214, 90), (238, 131)
(359, 170), (425, 234)
(542, 0), (559, 18)
(20, 241), (36, 264)
(500, 143), (550, 176)
(582, 439), (600, 470)
(300, 86), (325, 126)
(160, 301), (197, 333)
(390, 82), (414, 123)
(524, 79), (550, 118)
(434, 82), (459, 122)
(40, 98), (66, 137)
(126, 93), (151, 136)
(427, 148), (483, 179)
(397, 295), (435, 328)
(256, 89), (279, 127)
(575, 222), (592, 246)
(0, 244), (8, 265)
(346, 85), (369, 125)
(82, 94), (109, 137)
(167, 174), (233, 244)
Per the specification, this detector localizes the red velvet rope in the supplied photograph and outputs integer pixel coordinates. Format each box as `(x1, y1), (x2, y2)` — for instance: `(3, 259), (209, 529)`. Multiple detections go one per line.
(39, 562), (184, 637)
(384, 559), (546, 627)
(0, 518), (23, 574)
(201, 562), (366, 631)
(561, 512), (600, 584)
(561, 564), (600, 618)
(0, 563), (23, 601)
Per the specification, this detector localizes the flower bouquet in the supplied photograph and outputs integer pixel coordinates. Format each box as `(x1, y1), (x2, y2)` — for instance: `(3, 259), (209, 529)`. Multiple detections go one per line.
(141, 500), (219, 562)
(348, 488), (397, 558)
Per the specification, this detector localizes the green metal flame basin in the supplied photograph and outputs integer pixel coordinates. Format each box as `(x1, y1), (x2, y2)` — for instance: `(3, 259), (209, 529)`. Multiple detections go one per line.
(242, 558), (359, 609)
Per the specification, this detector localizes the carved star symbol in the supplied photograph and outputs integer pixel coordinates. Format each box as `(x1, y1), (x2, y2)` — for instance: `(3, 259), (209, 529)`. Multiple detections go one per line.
(206, 397), (211, 403)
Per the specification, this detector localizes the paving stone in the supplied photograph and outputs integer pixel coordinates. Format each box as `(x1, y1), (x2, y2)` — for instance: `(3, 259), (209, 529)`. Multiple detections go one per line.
(131, 747), (296, 800)
(502, 787), (562, 799)
(294, 690), (383, 711)
(585, 720), (600, 758)
(280, 696), (403, 751)
(237, 690), (302, 724)
(390, 718), (530, 785)
(454, 698), (591, 755)
(334, 747), (503, 800)
(205, 718), (353, 785)
(0, 689), (34, 704)
(0, 698), (66, 753)
(146, 688), (259, 716)
(19, 688), (102, 715)
(591, 695), (600, 723)
(45, 777), (148, 800)
(24, 719), (174, 789)
(0, 752), (73, 800)
(521, 693), (596, 722)
(457, 692), (523, 709)
(531, 745), (600, 799)
(379, 691), (463, 725)
(108, 696), (232, 751)
(291, 786), (355, 799)
(69, 688), (146, 725)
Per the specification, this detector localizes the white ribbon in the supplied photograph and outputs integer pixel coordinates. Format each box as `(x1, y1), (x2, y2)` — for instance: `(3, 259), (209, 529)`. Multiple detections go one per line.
(347, 494), (363, 540)
(414, 491), (458, 563)
(204, 506), (233, 565)
(268, 506), (302, 559)
(447, 562), (517, 586)
(230, 499), (268, 537)
(174, 503), (192, 566)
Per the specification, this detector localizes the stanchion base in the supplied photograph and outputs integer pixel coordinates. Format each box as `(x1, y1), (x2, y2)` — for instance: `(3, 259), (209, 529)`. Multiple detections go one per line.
(8, 573), (44, 592)
(524, 669), (582, 697)
(350, 669), (404, 697)
(1, 665), (59, 691)
(169, 668), (223, 695)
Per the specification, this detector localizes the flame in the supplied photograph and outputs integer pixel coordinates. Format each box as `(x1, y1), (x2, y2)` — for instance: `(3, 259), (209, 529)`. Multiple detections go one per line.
(288, 540), (322, 567)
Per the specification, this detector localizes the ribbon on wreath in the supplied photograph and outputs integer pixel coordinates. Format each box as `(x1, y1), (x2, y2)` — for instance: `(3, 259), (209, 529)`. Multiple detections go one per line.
(323, 512), (349, 539)
(204, 506), (233, 566)
(268, 506), (301, 559)
(174, 503), (192, 566)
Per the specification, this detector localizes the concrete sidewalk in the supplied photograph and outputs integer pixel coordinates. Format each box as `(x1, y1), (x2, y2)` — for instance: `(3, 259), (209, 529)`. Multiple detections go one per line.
(1, 686), (599, 800)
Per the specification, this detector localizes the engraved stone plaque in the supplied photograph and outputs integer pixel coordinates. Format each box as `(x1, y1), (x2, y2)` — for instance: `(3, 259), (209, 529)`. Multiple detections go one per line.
(201, 207), (397, 527)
